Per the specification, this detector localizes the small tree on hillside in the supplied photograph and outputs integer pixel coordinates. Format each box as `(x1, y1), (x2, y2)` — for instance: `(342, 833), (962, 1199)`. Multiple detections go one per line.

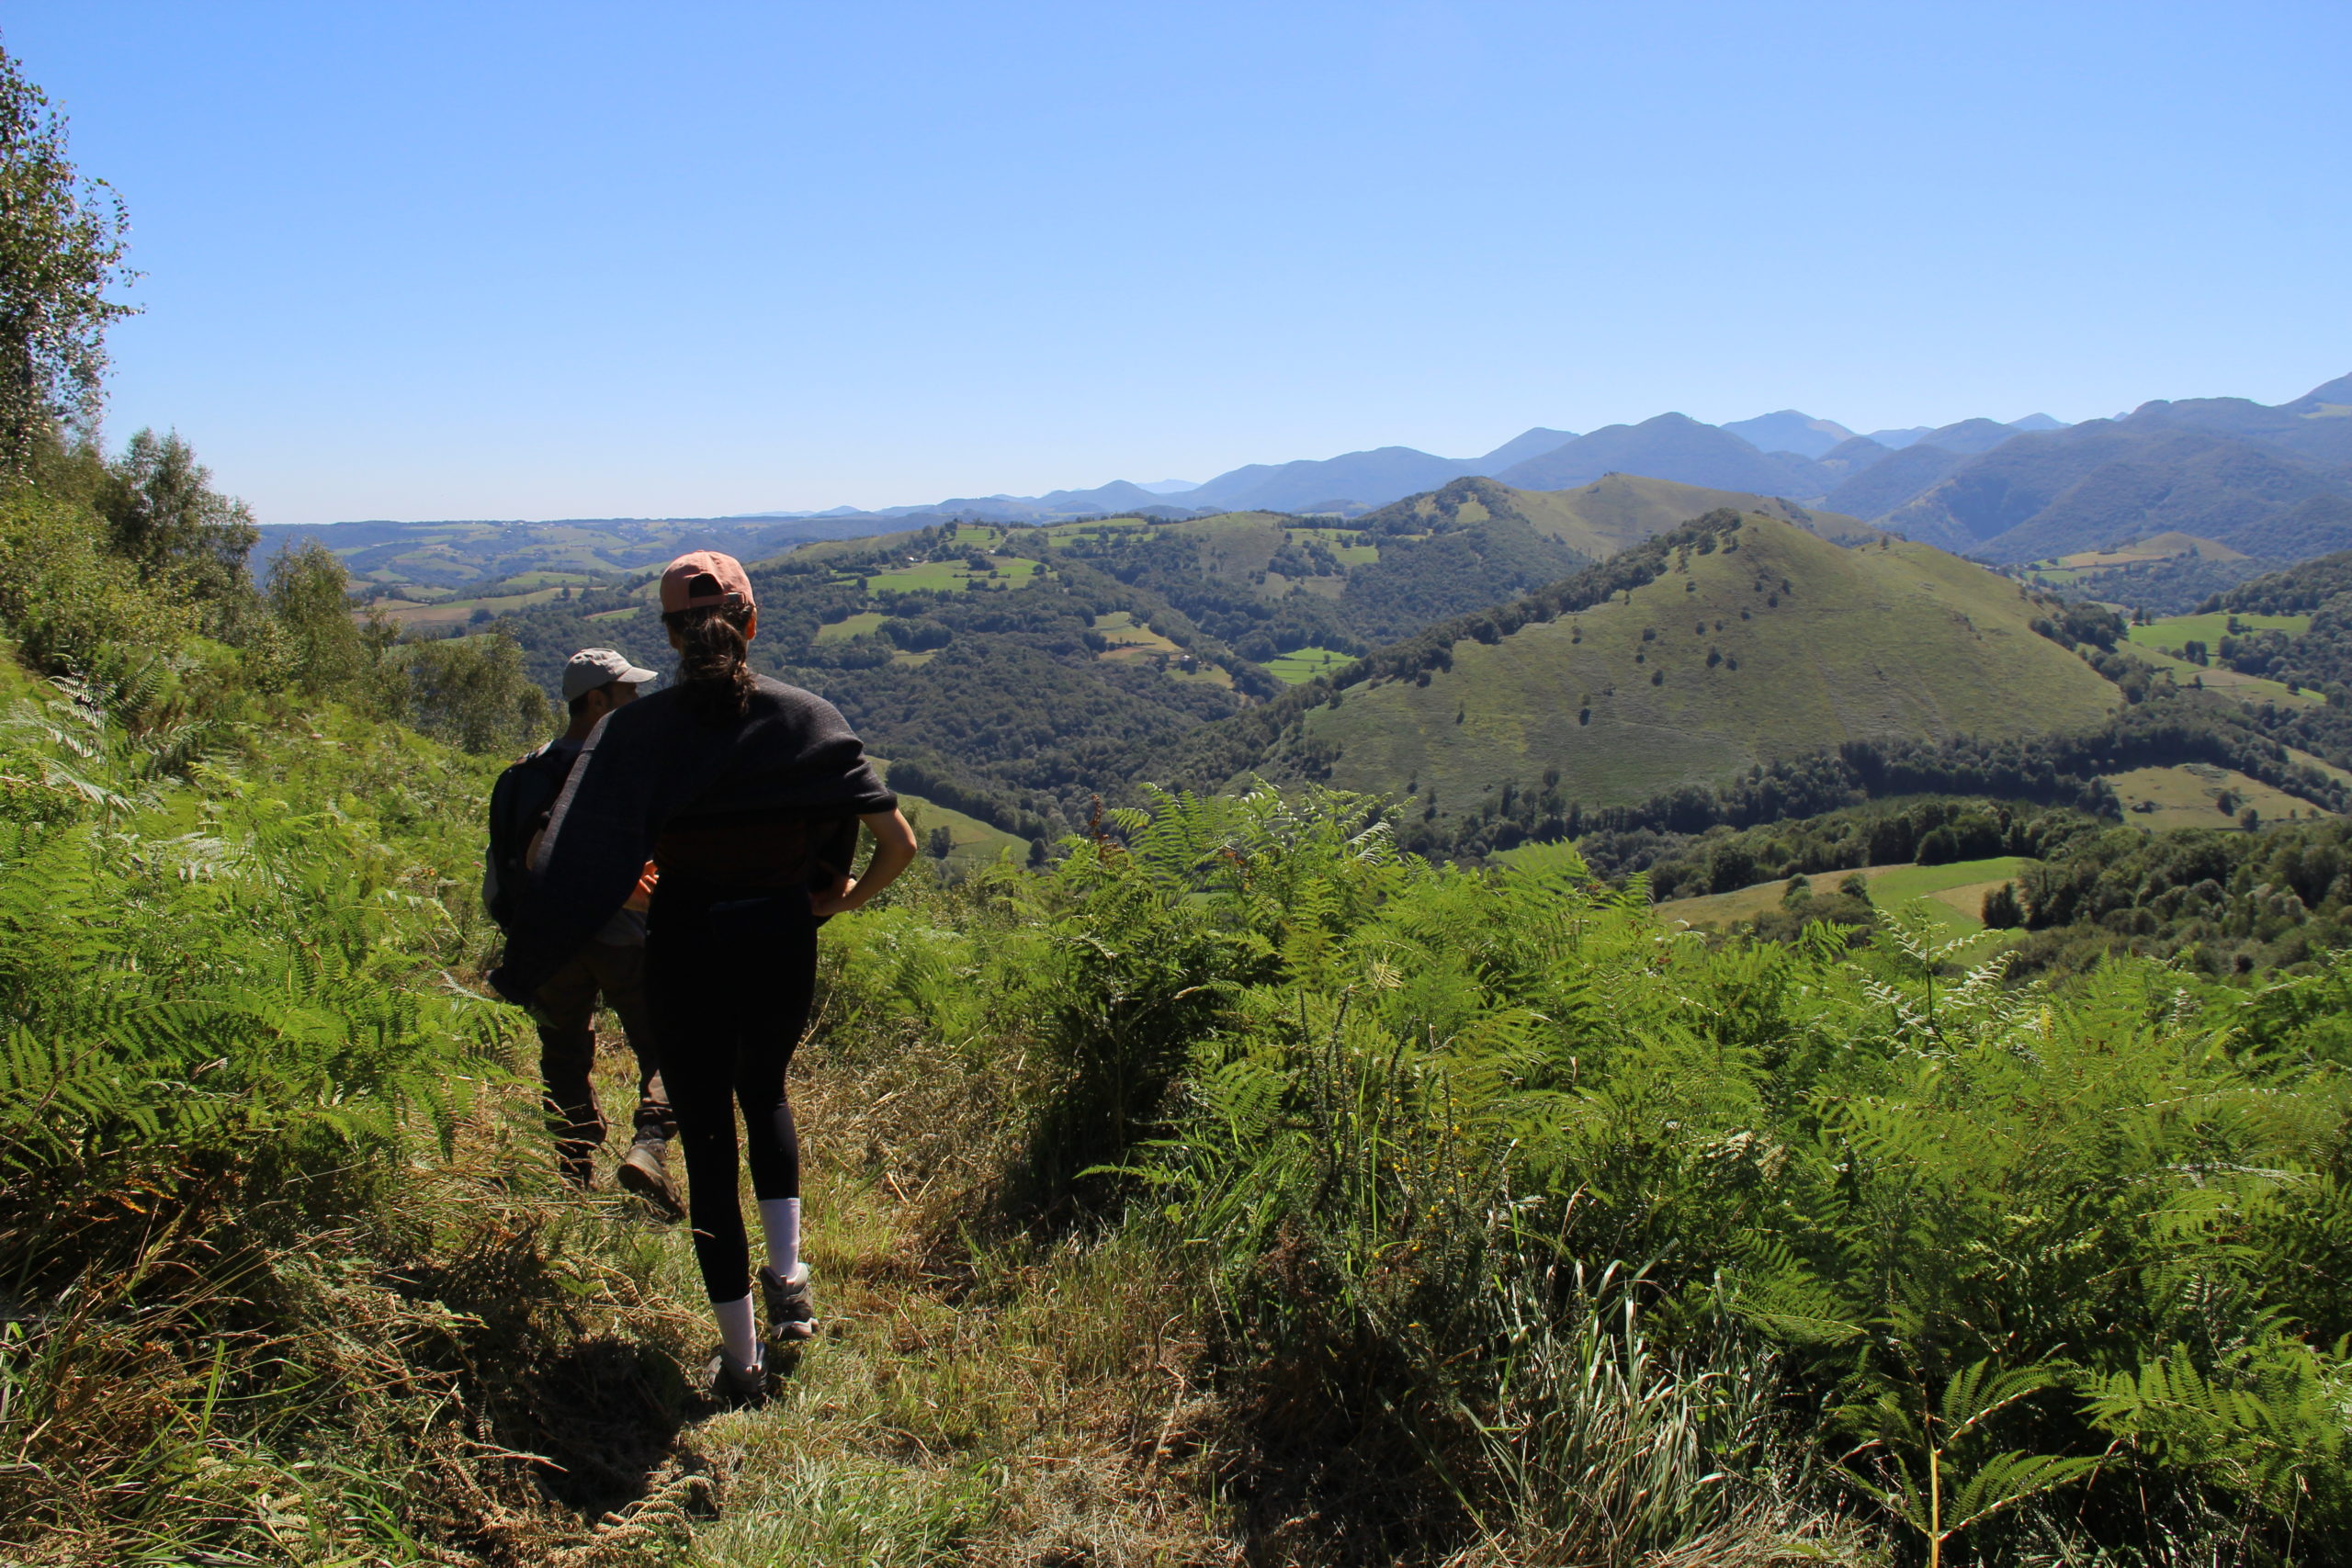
(99, 429), (258, 612)
(266, 542), (367, 693)
(0, 41), (136, 477)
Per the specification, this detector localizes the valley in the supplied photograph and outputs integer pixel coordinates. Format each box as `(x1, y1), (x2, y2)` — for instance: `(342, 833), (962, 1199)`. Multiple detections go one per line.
(439, 456), (2352, 897)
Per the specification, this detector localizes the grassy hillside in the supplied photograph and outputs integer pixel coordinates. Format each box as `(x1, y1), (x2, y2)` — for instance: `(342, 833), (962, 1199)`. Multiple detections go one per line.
(1294, 514), (2118, 828)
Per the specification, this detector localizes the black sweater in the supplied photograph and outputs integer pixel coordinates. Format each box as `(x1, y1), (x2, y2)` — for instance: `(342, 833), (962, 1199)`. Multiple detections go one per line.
(487, 674), (895, 1004)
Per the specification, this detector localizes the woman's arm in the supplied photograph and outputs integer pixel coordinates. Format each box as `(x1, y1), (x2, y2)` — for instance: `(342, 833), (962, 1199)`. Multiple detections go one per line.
(808, 808), (918, 917)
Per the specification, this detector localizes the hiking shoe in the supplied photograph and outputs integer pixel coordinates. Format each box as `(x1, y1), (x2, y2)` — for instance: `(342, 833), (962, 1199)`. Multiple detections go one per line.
(760, 1263), (818, 1345)
(615, 1138), (684, 1221)
(706, 1347), (768, 1408)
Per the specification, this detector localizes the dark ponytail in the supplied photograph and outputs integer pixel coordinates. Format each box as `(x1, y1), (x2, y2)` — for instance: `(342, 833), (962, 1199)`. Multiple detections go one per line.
(662, 604), (755, 721)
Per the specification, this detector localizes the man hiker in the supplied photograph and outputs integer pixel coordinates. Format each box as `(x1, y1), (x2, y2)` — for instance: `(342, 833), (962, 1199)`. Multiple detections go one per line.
(484, 647), (681, 1216)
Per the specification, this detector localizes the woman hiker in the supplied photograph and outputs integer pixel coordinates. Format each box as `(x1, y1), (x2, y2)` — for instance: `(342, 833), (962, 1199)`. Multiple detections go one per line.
(490, 549), (918, 1404)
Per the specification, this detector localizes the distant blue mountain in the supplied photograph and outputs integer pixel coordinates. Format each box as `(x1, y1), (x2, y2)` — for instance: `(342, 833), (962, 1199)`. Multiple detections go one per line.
(1719, 411), (1857, 460)
(1497, 413), (1820, 495)
(1182, 427), (1582, 513)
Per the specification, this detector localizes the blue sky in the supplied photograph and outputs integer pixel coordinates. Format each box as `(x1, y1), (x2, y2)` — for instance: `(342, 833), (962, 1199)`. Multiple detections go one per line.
(8, 2), (2348, 524)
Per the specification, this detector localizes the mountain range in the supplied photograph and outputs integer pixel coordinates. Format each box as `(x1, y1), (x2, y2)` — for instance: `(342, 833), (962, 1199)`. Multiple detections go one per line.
(295, 372), (2352, 618)
(723, 375), (2348, 573)
(751, 410), (2080, 525)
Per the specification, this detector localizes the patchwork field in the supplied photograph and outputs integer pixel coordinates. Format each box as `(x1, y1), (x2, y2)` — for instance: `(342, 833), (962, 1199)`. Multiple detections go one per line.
(1089, 611), (1232, 687)
(1035, 517), (1152, 541)
(1049, 513), (1383, 601)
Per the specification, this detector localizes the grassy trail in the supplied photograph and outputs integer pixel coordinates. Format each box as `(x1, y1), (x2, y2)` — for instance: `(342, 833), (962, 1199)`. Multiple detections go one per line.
(585, 1024), (1227, 1565)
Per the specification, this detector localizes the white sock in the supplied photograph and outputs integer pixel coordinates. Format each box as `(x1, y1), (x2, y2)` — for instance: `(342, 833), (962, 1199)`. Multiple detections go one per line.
(759, 1197), (802, 1278)
(713, 1292), (759, 1372)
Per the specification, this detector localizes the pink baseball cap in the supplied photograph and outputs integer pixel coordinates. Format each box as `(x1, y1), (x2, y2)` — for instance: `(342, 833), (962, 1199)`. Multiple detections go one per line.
(659, 550), (756, 615)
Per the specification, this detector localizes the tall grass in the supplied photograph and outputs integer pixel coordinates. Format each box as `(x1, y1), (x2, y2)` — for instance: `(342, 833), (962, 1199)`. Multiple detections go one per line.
(806, 784), (2352, 1563)
(0, 671), (712, 1564)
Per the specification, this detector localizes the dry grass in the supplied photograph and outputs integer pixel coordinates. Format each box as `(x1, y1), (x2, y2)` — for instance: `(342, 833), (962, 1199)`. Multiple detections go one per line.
(0, 1088), (716, 1566)
(2104, 761), (2327, 829)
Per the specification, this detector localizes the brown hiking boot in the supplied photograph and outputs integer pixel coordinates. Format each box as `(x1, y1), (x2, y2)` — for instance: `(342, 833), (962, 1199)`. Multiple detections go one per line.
(706, 1346), (769, 1409)
(760, 1262), (818, 1345)
(616, 1138), (684, 1221)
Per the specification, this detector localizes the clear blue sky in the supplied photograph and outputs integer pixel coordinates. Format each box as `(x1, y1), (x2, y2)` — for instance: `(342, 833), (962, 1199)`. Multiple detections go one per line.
(8, 2), (2348, 525)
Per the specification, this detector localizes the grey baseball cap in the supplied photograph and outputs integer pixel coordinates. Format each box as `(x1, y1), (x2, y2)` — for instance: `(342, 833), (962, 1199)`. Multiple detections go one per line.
(561, 648), (659, 701)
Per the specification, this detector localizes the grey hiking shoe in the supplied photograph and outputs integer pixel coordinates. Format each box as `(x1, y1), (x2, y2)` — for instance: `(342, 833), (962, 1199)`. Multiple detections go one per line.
(760, 1263), (818, 1345)
(615, 1137), (684, 1221)
(707, 1346), (768, 1408)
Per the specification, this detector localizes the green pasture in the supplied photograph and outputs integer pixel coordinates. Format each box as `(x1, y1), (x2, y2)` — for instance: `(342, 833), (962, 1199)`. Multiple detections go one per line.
(815, 611), (888, 643)
(871, 762), (1030, 872)
(1265, 646), (1353, 684)
(1659, 855), (2029, 951)
(2129, 611), (2311, 650)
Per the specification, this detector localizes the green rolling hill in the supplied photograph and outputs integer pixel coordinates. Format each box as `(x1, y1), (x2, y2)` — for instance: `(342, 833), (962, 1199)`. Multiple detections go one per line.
(1210, 513), (2120, 832)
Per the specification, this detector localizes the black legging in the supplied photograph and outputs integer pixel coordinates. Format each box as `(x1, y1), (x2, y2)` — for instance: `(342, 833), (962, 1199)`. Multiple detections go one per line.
(643, 880), (818, 1303)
